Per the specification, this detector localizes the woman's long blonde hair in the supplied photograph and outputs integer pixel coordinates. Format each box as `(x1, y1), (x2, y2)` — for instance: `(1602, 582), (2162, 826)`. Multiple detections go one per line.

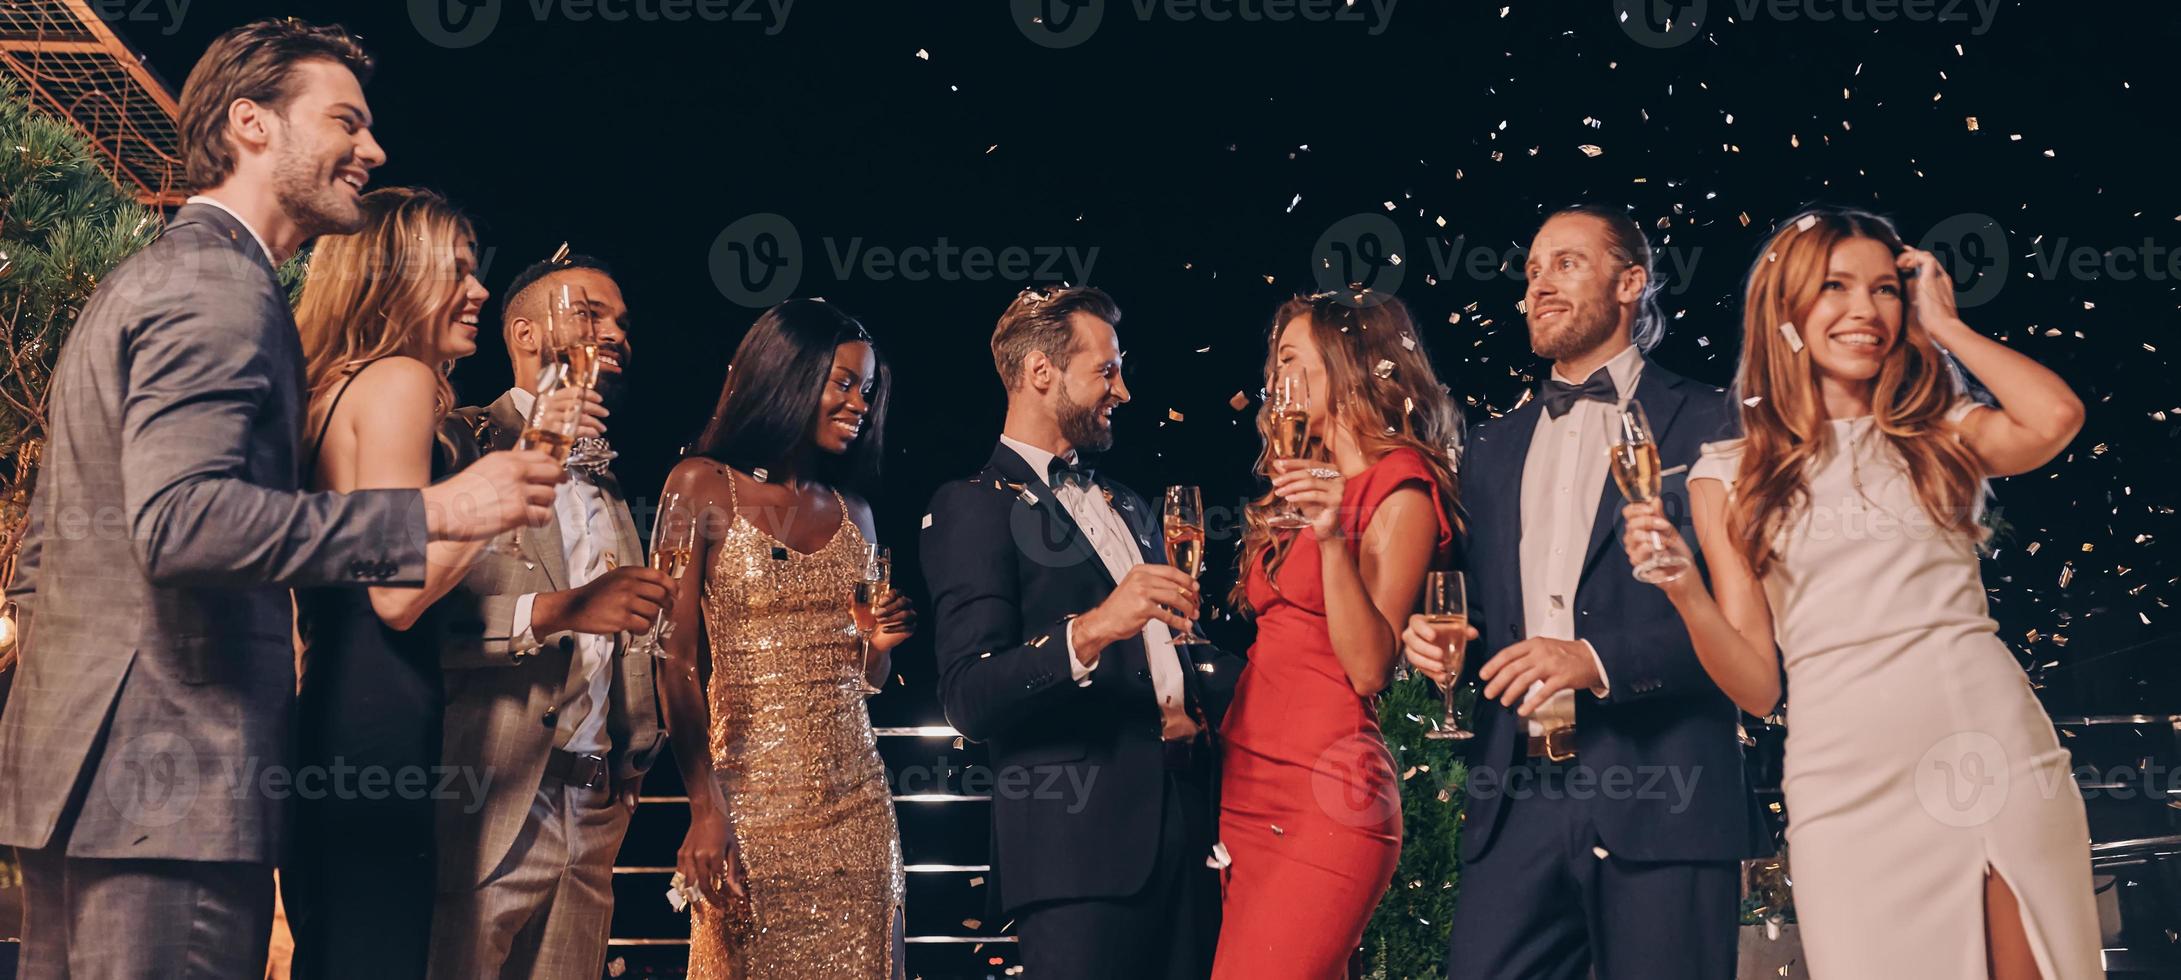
(1728, 207), (1984, 576)
(295, 187), (475, 439)
(1229, 292), (1464, 615)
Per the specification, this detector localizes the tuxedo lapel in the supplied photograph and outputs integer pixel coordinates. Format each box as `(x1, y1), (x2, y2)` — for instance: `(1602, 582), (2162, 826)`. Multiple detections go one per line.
(1487, 399), (1543, 635)
(988, 444), (1118, 589)
(1576, 364), (1689, 581)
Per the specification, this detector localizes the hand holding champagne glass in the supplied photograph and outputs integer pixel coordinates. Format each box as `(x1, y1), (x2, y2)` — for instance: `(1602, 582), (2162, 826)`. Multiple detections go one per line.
(1420, 571), (1475, 740)
(1267, 369), (1312, 530)
(1162, 486), (1209, 645)
(1609, 402), (1688, 584)
(491, 362), (583, 558)
(632, 492), (697, 658)
(850, 544), (912, 694)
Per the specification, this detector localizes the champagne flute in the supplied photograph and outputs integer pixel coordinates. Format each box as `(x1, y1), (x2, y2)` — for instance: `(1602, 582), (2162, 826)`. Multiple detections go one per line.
(489, 359), (580, 557)
(1421, 571), (1475, 740)
(1267, 369), (1313, 530)
(1610, 402), (1688, 584)
(549, 283), (602, 390)
(549, 283), (620, 473)
(1162, 485), (1209, 645)
(632, 492), (696, 658)
(849, 544), (892, 694)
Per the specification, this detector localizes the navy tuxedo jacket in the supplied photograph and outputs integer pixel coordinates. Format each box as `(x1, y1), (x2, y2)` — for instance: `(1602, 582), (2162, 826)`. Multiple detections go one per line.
(922, 443), (1241, 915)
(1458, 362), (1769, 864)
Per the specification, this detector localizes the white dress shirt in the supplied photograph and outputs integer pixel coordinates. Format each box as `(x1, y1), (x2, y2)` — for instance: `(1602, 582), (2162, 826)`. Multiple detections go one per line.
(1516, 346), (1632, 735)
(184, 194), (275, 265)
(998, 435), (1196, 741)
(506, 387), (617, 756)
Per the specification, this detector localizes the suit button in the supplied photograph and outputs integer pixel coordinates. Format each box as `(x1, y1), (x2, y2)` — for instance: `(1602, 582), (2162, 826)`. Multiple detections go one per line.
(542, 708), (558, 728)
(1135, 669), (1150, 681)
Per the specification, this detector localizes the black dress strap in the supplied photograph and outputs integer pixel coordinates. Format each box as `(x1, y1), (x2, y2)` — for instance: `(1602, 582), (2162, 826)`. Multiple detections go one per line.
(303, 358), (391, 478)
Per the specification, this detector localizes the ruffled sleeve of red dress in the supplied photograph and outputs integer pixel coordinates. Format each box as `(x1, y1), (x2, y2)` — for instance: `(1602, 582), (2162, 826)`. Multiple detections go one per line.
(1340, 446), (1455, 556)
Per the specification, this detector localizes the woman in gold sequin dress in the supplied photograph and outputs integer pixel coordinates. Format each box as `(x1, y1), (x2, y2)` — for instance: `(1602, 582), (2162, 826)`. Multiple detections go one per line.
(655, 300), (915, 979)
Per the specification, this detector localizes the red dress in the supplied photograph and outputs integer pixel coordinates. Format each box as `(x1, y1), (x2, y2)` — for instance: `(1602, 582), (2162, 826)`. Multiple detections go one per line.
(1213, 448), (1455, 979)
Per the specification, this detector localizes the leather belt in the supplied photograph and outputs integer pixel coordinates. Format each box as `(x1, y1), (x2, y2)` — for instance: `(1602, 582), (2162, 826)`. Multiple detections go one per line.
(1526, 725), (1578, 763)
(546, 749), (610, 791)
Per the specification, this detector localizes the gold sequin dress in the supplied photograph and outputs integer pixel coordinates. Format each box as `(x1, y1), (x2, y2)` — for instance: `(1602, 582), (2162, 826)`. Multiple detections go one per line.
(688, 482), (905, 980)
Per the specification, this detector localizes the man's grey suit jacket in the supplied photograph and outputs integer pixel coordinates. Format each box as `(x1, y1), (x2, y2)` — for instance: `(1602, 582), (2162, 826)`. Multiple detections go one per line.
(0, 203), (428, 863)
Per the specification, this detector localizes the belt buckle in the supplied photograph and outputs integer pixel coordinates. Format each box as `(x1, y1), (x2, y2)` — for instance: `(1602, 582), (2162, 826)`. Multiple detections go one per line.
(1543, 725), (1577, 763)
(572, 751), (609, 790)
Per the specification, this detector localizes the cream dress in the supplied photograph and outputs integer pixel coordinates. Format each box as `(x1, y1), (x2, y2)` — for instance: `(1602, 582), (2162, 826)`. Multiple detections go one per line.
(1691, 405), (2100, 979)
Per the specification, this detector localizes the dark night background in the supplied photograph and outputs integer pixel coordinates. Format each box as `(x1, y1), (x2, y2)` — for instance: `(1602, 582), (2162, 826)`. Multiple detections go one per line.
(94, 0), (2181, 975)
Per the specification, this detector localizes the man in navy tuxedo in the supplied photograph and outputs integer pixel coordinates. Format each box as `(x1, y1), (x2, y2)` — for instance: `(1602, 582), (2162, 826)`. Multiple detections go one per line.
(1403, 206), (1768, 980)
(922, 287), (1242, 979)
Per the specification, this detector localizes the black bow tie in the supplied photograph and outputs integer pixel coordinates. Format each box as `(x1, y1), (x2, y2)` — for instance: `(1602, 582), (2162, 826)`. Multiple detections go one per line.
(1047, 456), (1097, 491)
(1541, 369), (1619, 419)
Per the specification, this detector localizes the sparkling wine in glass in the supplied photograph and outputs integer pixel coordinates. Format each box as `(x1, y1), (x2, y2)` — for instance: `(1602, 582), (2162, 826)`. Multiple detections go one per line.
(492, 361), (581, 558)
(1267, 369), (1313, 530)
(1421, 570), (1475, 741)
(549, 283), (601, 389)
(849, 544), (892, 693)
(632, 492), (696, 658)
(1610, 402), (1688, 584)
(1163, 485), (1209, 645)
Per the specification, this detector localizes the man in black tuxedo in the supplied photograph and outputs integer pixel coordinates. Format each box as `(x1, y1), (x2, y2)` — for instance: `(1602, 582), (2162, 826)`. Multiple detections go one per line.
(922, 287), (1242, 979)
(1404, 206), (1768, 980)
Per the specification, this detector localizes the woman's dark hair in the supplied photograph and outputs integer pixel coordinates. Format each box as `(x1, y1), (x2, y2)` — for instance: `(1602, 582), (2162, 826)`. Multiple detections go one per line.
(692, 299), (889, 496)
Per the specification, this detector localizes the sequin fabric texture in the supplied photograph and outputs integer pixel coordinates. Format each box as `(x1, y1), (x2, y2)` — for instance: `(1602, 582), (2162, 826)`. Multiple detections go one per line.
(687, 483), (904, 979)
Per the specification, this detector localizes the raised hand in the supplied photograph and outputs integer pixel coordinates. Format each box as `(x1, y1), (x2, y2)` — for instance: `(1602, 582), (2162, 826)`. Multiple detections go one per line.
(868, 590), (919, 654)
(1076, 563), (1200, 664)
(1270, 458), (1348, 539)
(533, 565), (675, 636)
(421, 449), (561, 541)
(1620, 500), (1697, 596)
(1400, 614), (1479, 687)
(1896, 246), (1964, 334)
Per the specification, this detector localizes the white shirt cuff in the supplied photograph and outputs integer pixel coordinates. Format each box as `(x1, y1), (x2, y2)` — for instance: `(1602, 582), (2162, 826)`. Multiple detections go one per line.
(510, 592), (544, 653)
(1581, 639), (1611, 698)
(1066, 619), (1096, 686)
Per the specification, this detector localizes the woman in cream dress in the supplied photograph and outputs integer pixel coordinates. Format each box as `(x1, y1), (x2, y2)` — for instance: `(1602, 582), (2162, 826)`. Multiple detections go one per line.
(1621, 208), (2099, 979)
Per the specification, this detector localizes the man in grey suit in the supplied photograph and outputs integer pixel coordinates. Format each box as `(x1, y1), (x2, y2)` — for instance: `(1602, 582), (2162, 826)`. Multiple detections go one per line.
(0, 20), (560, 979)
(428, 254), (674, 980)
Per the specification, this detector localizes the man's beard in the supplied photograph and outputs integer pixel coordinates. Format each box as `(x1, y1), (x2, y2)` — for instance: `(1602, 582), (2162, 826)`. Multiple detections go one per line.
(271, 136), (364, 240)
(1055, 383), (1114, 453)
(593, 357), (628, 408)
(1530, 301), (1619, 362)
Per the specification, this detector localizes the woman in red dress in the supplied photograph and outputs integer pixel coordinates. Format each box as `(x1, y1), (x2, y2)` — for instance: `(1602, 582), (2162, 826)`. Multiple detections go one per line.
(1213, 292), (1463, 978)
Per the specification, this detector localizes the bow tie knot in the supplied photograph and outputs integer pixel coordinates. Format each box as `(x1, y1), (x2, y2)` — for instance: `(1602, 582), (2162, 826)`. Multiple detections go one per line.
(566, 436), (618, 479)
(1047, 456), (1097, 491)
(1540, 369), (1619, 419)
